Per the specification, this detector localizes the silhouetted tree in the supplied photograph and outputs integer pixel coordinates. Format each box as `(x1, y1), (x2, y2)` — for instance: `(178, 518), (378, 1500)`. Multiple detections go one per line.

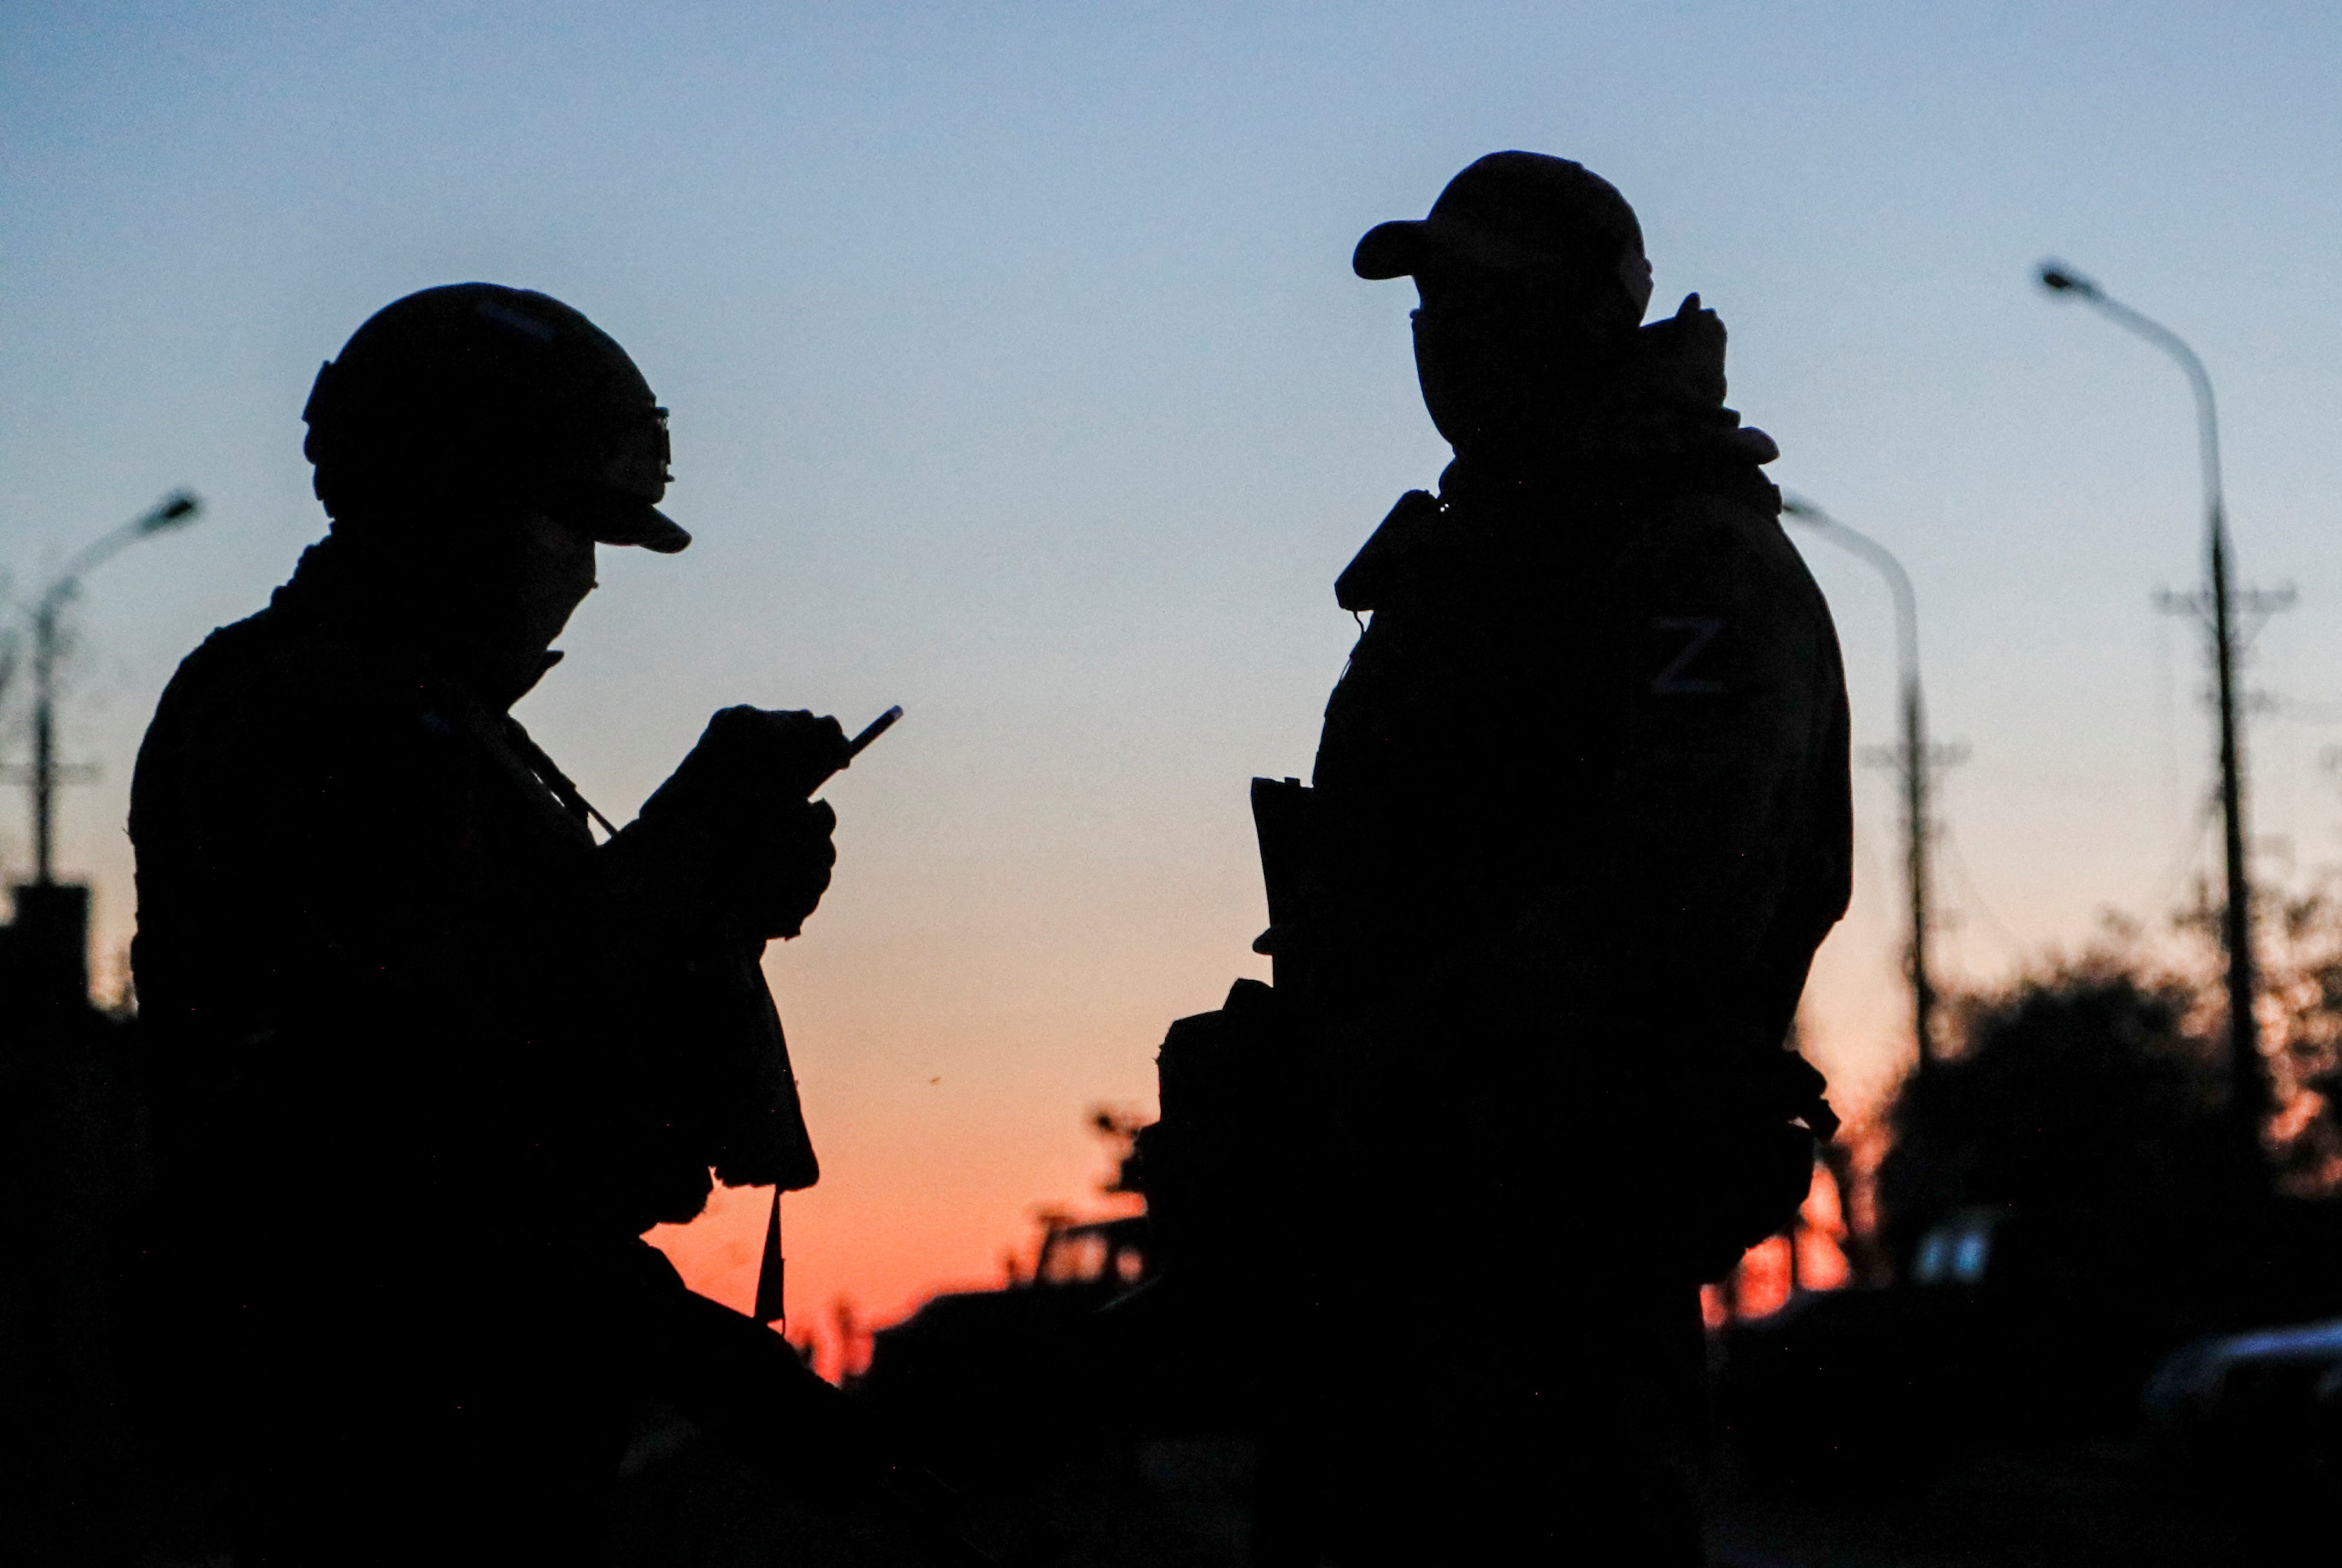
(1880, 861), (2342, 1245)
(1878, 952), (2245, 1262)
(1090, 1104), (1149, 1198)
(1858, 952), (2280, 1420)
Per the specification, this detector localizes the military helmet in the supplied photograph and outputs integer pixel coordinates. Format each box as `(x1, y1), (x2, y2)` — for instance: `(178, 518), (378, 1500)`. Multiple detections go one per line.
(302, 283), (689, 553)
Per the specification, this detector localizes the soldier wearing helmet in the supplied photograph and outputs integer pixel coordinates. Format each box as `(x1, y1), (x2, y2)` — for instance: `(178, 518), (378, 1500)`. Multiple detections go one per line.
(1269, 155), (1853, 1563)
(129, 285), (919, 1563)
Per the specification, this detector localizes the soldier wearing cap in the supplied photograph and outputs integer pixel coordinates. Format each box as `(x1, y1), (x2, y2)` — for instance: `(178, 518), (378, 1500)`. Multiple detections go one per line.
(128, 285), (894, 1563)
(1275, 154), (1852, 1563)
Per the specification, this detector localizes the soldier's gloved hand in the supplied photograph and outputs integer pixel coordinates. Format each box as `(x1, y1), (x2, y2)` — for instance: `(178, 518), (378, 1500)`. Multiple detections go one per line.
(639, 706), (852, 940)
(723, 796), (838, 941)
(642, 706), (852, 824)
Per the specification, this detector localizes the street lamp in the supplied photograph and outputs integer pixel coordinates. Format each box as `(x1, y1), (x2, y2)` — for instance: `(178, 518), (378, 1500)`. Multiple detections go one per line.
(25, 489), (203, 884)
(2037, 261), (2265, 1137)
(1782, 495), (1954, 1071)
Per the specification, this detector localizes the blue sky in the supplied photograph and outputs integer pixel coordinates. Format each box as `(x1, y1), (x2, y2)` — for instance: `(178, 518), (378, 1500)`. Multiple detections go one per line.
(6, 1), (2341, 1316)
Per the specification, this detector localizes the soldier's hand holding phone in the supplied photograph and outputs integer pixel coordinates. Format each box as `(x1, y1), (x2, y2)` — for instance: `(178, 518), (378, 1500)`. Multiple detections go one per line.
(637, 704), (897, 941)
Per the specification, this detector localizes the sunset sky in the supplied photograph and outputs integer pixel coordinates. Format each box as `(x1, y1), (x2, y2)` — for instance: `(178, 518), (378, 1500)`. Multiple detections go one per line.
(8, 2), (2342, 1351)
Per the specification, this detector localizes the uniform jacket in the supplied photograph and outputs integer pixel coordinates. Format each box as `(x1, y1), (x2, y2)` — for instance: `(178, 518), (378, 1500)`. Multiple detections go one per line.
(1303, 299), (1851, 1206)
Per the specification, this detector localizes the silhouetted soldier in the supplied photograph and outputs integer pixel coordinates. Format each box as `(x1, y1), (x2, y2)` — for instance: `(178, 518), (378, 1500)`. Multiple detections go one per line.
(129, 285), (942, 1564)
(1274, 154), (1851, 1564)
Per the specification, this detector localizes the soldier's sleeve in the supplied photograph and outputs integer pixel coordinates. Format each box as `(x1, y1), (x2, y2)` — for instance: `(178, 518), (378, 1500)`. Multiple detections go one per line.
(1518, 495), (1850, 1044)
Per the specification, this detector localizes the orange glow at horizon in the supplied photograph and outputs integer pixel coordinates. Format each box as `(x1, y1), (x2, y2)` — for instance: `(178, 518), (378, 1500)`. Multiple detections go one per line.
(623, 783), (1279, 1380)
(663, 1058), (1867, 1375)
(644, 927), (1175, 1382)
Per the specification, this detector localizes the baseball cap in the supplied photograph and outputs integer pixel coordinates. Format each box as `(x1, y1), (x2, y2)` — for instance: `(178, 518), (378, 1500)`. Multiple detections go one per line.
(1353, 151), (1643, 285)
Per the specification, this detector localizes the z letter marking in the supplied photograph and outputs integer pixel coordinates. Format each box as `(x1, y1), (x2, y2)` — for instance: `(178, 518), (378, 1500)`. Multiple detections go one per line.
(1652, 617), (1726, 695)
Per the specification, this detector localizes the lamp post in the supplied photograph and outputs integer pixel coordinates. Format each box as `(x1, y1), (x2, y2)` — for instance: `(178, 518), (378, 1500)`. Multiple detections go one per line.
(1782, 495), (1951, 1071)
(25, 489), (202, 885)
(2037, 262), (2265, 1137)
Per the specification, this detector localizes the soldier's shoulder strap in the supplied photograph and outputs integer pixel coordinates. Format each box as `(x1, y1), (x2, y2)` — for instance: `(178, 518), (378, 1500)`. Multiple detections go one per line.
(1334, 489), (1445, 613)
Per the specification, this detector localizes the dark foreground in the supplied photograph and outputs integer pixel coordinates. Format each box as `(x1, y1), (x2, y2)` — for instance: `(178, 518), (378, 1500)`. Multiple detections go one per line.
(1703, 1440), (2278, 1568)
(914, 1433), (2290, 1567)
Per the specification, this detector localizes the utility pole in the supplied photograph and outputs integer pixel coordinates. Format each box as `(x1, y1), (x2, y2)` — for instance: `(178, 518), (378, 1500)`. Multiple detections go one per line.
(1782, 497), (1964, 1070)
(1896, 672), (1938, 1070)
(2039, 263), (2271, 1141)
(17, 491), (201, 886)
(32, 592), (69, 885)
